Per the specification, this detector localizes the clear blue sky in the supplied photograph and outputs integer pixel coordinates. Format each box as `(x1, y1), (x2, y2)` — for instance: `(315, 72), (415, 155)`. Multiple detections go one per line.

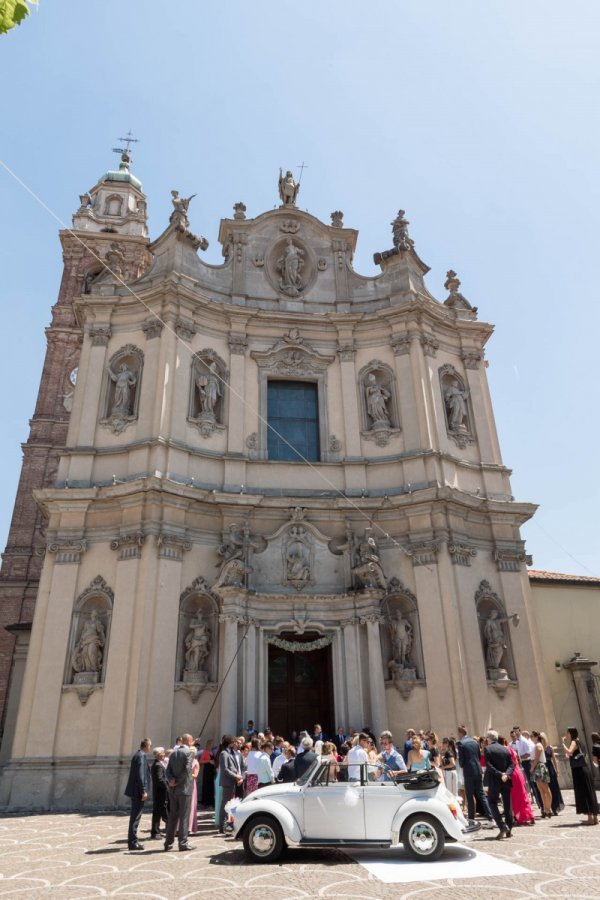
(0, 0), (598, 575)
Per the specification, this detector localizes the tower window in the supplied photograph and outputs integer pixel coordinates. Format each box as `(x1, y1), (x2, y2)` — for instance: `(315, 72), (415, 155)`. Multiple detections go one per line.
(267, 381), (320, 462)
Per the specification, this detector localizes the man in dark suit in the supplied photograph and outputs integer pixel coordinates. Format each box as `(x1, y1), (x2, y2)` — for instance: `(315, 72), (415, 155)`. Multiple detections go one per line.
(484, 730), (514, 839)
(457, 725), (494, 827)
(294, 736), (318, 778)
(332, 727), (347, 752)
(124, 737), (152, 851)
(164, 733), (195, 851)
(218, 734), (244, 832)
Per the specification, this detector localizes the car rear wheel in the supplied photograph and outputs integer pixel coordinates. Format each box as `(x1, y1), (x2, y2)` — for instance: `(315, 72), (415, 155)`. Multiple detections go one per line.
(401, 813), (445, 861)
(242, 815), (285, 863)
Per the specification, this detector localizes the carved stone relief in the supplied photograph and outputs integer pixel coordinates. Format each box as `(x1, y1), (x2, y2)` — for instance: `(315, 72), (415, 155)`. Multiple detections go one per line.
(110, 531), (145, 561)
(142, 318), (164, 340)
(212, 523), (265, 591)
(282, 525), (313, 591)
(188, 349), (228, 438)
(47, 537), (87, 565)
(265, 237), (317, 299)
(101, 345), (143, 435)
(350, 529), (387, 591)
(89, 325), (111, 347)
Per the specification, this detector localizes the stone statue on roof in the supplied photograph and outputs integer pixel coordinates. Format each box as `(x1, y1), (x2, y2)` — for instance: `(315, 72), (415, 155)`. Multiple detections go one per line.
(170, 190), (196, 229)
(278, 168), (300, 207)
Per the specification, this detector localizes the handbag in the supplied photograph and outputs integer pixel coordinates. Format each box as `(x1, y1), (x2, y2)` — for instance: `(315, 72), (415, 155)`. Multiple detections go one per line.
(570, 741), (586, 769)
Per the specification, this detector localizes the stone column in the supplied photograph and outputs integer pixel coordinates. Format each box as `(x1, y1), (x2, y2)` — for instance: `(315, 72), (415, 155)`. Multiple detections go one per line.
(462, 352), (503, 464)
(335, 334), (362, 460)
(361, 612), (387, 737)
(411, 545), (458, 732)
(391, 333), (421, 451)
(408, 328), (435, 448)
(342, 618), (363, 730)
(563, 655), (600, 763)
(224, 329), (249, 490)
(243, 620), (258, 724)
(217, 598), (245, 736)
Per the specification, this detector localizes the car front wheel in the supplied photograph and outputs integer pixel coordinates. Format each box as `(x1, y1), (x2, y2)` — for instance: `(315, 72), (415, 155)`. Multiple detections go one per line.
(242, 815), (285, 863)
(401, 813), (445, 861)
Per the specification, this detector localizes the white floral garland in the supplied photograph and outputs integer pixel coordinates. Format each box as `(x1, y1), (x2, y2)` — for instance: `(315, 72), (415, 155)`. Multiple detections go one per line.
(267, 634), (333, 653)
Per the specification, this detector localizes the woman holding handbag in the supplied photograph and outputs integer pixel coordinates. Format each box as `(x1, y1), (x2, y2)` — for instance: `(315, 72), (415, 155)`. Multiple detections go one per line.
(562, 726), (598, 825)
(530, 731), (552, 818)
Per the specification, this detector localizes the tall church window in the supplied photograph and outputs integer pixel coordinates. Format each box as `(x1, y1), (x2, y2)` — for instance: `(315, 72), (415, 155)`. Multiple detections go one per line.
(267, 381), (320, 462)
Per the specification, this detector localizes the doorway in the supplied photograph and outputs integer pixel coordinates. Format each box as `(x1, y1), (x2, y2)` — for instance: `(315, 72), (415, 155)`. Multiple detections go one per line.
(267, 632), (333, 739)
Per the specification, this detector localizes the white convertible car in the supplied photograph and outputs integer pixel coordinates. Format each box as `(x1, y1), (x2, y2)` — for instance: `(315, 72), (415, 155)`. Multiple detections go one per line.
(231, 760), (479, 863)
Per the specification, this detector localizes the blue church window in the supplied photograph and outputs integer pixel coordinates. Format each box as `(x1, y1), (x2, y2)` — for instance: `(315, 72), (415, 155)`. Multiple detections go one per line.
(267, 381), (320, 462)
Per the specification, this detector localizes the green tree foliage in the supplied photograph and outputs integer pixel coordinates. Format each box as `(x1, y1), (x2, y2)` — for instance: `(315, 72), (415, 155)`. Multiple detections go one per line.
(0, 0), (38, 35)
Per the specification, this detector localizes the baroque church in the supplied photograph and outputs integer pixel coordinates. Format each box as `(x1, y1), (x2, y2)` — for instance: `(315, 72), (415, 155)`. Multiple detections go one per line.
(0, 152), (557, 808)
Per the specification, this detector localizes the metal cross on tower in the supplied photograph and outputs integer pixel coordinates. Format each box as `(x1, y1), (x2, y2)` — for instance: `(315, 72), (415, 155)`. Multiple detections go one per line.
(112, 130), (140, 158)
(297, 161), (308, 182)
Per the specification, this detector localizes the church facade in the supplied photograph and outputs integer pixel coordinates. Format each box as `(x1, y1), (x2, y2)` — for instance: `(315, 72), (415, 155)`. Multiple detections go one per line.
(0, 156), (556, 808)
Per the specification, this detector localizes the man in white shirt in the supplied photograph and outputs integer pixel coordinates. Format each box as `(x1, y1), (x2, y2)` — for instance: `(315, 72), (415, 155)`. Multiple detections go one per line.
(272, 742), (290, 779)
(347, 733), (370, 782)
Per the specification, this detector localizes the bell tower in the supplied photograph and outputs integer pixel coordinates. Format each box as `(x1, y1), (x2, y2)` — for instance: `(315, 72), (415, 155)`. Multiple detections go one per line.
(0, 147), (150, 758)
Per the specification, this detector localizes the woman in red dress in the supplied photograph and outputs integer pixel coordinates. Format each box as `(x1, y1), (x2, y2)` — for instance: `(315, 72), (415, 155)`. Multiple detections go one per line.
(501, 736), (535, 825)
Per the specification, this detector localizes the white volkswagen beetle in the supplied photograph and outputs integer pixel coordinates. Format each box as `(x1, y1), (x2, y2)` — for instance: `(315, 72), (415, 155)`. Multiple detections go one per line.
(231, 760), (479, 863)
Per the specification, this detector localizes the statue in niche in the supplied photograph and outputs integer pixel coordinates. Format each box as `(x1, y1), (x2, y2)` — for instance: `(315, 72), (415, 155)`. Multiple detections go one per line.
(284, 526), (311, 588)
(278, 168), (300, 207)
(365, 373), (391, 426)
(389, 611), (413, 667)
(184, 614), (211, 673)
(444, 382), (468, 432)
(109, 363), (137, 416)
(71, 610), (105, 676)
(277, 238), (305, 295)
(196, 361), (221, 417)
(170, 190), (196, 229)
(482, 609), (512, 672)
(352, 532), (387, 591)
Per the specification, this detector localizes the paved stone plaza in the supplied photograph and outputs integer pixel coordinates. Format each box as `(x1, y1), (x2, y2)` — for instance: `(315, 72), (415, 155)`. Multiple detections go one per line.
(1, 791), (599, 899)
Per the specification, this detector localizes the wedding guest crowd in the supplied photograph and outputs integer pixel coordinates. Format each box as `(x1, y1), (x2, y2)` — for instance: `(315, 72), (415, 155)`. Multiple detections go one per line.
(124, 717), (598, 850)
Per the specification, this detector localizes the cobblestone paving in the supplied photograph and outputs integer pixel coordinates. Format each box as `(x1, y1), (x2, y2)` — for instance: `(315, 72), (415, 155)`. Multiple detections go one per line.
(1, 792), (599, 899)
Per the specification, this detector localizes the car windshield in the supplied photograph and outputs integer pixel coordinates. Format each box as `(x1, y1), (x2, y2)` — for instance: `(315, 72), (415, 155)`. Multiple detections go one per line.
(295, 757), (321, 786)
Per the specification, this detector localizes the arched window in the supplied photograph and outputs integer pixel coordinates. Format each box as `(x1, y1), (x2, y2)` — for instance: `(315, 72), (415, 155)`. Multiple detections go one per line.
(104, 194), (123, 217)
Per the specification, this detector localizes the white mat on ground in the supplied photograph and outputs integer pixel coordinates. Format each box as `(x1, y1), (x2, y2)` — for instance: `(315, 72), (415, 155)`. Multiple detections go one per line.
(351, 844), (531, 883)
